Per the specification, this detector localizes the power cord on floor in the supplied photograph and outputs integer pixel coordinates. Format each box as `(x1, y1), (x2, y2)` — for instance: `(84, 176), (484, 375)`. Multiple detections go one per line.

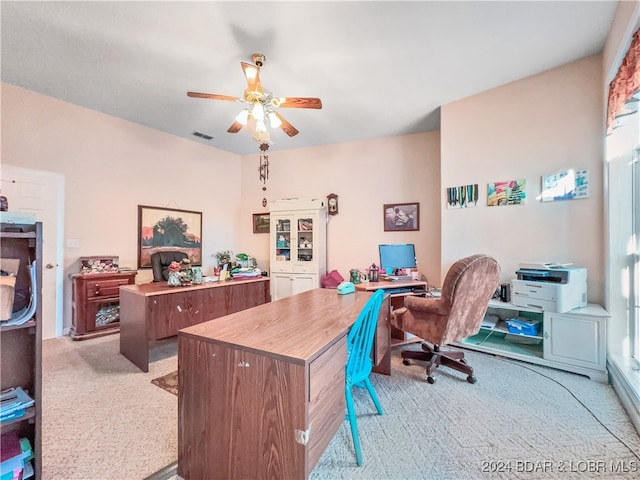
(496, 355), (640, 462)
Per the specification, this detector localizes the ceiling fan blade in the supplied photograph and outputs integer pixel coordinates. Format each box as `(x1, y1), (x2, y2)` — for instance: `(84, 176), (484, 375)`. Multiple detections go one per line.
(227, 121), (244, 134)
(241, 62), (263, 93)
(271, 97), (322, 109)
(275, 112), (299, 137)
(187, 91), (239, 102)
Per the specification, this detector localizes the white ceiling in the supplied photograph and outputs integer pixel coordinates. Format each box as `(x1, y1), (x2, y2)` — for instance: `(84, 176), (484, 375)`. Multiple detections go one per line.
(1, 1), (617, 156)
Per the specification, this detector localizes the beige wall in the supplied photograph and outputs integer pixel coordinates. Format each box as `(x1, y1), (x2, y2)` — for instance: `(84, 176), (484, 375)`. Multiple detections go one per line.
(237, 133), (442, 285)
(441, 55), (605, 305)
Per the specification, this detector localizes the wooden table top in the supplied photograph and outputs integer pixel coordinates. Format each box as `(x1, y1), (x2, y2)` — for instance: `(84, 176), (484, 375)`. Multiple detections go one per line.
(179, 288), (372, 365)
(119, 276), (269, 297)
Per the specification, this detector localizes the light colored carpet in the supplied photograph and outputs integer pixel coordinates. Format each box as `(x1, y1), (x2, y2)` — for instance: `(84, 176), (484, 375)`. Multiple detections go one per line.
(42, 334), (178, 479)
(43, 334), (640, 479)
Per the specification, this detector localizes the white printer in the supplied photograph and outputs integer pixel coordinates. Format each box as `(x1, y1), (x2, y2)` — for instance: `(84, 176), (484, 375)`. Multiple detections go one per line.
(511, 263), (587, 313)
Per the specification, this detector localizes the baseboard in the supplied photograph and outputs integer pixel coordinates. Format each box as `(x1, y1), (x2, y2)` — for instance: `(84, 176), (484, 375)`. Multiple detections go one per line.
(608, 354), (640, 435)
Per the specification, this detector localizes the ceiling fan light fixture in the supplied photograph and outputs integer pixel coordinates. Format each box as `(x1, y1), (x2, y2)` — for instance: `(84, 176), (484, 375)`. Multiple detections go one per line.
(255, 119), (268, 132)
(252, 125), (271, 144)
(235, 109), (250, 126)
(268, 111), (282, 128)
(251, 103), (265, 121)
(187, 51), (319, 143)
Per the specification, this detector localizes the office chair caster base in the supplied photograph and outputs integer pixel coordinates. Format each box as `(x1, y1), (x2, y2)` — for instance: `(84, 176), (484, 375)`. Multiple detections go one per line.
(467, 375), (477, 384)
(427, 376), (435, 384)
(402, 359), (411, 366)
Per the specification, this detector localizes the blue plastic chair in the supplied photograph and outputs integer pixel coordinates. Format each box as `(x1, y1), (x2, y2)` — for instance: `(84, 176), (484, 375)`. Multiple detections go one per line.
(345, 289), (385, 466)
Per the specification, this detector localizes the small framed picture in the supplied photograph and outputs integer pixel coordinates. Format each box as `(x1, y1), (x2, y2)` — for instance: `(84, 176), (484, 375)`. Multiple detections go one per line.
(487, 179), (526, 206)
(253, 213), (270, 234)
(383, 202), (420, 231)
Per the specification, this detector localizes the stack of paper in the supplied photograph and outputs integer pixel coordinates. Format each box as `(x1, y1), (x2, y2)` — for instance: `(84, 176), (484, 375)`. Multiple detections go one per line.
(230, 267), (262, 278)
(0, 387), (34, 423)
(0, 432), (34, 480)
(481, 313), (499, 329)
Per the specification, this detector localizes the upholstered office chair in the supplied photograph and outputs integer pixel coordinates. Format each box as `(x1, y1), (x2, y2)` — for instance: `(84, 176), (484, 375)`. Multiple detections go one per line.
(150, 251), (188, 282)
(345, 289), (385, 466)
(392, 254), (500, 384)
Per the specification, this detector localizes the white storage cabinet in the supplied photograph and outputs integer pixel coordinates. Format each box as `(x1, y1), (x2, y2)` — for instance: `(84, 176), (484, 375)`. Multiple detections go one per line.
(457, 300), (609, 382)
(268, 199), (327, 301)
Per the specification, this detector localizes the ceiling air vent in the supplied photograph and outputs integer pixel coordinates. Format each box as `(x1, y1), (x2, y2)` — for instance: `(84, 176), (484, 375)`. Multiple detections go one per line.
(191, 131), (213, 140)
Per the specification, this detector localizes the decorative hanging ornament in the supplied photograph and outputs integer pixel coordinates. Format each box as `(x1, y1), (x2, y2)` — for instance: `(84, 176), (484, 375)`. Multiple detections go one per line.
(262, 198), (267, 207)
(258, 143), (269, 190)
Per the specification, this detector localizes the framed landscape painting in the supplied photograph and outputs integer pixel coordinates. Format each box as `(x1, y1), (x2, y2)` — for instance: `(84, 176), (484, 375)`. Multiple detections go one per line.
(253, 213), (270, 234)
(137, 205), (202, 268)
(383, 202), (420, 231)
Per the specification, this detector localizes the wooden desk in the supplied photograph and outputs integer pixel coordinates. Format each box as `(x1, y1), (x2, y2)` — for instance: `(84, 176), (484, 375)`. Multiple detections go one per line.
(177, 289), (380, 480)
(356, 280), (428, 348)
(119, 277), (270, 372)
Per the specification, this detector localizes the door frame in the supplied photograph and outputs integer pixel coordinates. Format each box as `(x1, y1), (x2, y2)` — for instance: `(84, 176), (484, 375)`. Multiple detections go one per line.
(1, 165), (65, 338)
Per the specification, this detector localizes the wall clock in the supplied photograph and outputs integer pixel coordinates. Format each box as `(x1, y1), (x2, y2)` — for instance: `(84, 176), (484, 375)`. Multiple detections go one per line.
(327, 193), (338, 215)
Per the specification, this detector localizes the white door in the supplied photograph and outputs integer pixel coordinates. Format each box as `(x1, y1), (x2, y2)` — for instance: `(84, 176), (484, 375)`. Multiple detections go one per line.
(1, 165), (64, 339)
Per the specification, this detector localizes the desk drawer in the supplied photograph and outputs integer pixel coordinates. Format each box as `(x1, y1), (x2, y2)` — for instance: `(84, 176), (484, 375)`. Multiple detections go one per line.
(293, 265), (315, 274)
(308, 336), (347, 469)
(86, 278), (128, 298)
(270, 264), (292, 273)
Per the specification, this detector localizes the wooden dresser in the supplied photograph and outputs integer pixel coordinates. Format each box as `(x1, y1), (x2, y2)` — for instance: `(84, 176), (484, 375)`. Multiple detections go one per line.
(70, 271), (137, 340)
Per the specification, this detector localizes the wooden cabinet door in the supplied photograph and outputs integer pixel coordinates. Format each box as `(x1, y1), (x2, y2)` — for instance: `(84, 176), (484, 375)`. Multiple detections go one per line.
(292, 273), (317, 296)
(148, 290), (205, 339)
(179, 337), (307, 479)
(272, 272), (293, 301)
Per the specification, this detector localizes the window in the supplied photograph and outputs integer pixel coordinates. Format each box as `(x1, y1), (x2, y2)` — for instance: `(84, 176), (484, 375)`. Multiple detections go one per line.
(632, 144), (640, 361)
(606, 93), (639, 364)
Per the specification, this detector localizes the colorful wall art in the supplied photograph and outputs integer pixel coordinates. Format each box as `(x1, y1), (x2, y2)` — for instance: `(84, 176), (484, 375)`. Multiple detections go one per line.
(541, 169), (590, 202)
(487, 179), (526, 206)
(446, 184), (479, 209)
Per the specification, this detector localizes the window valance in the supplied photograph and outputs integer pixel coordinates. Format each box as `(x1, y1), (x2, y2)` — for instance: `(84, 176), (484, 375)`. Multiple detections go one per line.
(607, 28), (640, 134)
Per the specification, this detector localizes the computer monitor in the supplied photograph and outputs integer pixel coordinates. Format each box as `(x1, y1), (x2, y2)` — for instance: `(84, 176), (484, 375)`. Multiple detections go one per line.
(378, 243), (416, 275)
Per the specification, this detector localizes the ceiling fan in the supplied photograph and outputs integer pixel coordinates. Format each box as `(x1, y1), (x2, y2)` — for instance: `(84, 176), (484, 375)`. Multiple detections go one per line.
(187, 53), (322, 142)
